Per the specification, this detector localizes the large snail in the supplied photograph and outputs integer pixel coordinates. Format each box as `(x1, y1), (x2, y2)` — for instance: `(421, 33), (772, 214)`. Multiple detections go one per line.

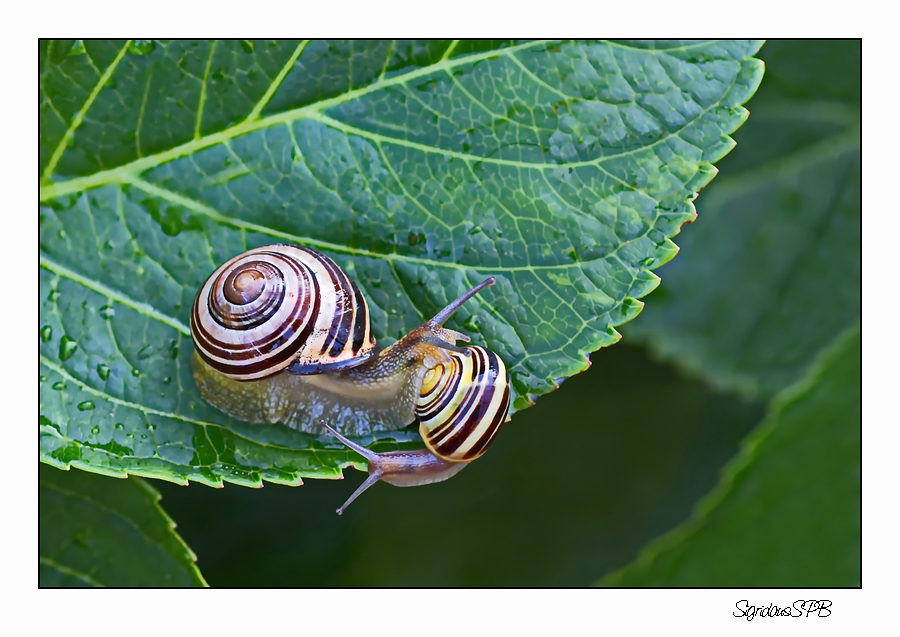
(190, 244), (510, 513)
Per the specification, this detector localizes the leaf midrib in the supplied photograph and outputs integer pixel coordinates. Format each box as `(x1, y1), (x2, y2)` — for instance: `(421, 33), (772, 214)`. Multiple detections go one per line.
(40, 39), (551, 201)
(40, 39), (738, 203)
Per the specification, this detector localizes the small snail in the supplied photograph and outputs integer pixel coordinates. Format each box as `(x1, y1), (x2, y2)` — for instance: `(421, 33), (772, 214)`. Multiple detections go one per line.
(320, 344), (509, 514)
(190, 244), (511, 513)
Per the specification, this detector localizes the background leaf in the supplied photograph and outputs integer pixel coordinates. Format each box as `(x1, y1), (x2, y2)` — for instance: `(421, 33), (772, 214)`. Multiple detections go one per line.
(40, 39), (763, 485)
(600, 326), (860, 586)
(623, 39), (860, 398)
(39, 464), (207, 586)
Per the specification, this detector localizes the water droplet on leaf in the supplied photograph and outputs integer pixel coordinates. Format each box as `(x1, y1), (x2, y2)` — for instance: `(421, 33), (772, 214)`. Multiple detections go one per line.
(68, 40), (86, 57)
(52, 381), (66, 391)
(97, 364), (111, 380)
(129, 40), (155, 55)
(79, 401), (95, 411)
(59, 336), (78, 361)
(40, 326), (53, 343)
(99, 305), (115, 320)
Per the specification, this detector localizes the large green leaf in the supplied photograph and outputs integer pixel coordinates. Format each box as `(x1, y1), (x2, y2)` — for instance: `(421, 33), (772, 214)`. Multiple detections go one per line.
(624, 40), (860, 398)
(40, 39), (763, 486)
(39, 464), (207, 586)
(600, 326), (860, 586)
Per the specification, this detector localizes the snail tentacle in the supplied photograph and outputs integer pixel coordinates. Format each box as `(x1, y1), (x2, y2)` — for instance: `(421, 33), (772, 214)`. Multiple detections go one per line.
(420, 335), (471, 355)
(426, 277), (495, 329)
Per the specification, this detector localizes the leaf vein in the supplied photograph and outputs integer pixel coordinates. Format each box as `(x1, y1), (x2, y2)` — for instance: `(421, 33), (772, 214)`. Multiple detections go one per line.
(41, 40), (131, 185)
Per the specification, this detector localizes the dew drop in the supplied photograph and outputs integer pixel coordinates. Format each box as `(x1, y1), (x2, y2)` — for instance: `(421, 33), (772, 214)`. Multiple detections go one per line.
(99, 306), (115, 320)
(59, 336), (78, 361)
(40, 375), (48, 383)
(97, 364), (111, 380)
(48, 289), (61, 302)
(91, 426), (100, 434)
(40, 325), (53, 343)
(137, 345), (153, 360)
(68, 40), (86, 57)
(132, 368), (141, 377)
(170, 341), (179, 359)
(129, 40), (156, 55)
(52, 381), (66, 391)
(78, 401), (95, 411)
(114, 422), (124, 430)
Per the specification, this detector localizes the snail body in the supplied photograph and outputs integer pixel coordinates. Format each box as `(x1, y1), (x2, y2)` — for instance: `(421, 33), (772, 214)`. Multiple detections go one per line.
(190, 244), (510, 513)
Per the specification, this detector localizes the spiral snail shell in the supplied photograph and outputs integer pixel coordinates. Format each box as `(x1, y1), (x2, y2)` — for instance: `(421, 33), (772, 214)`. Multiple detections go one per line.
(190, 244), (511, 514)
(418, 345), (510, 462)
(191, 245), (375, 380)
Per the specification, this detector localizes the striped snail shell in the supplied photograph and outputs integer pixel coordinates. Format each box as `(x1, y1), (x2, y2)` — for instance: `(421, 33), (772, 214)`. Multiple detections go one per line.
(416, 345), (510, 462)
(191, 244), (375, 381)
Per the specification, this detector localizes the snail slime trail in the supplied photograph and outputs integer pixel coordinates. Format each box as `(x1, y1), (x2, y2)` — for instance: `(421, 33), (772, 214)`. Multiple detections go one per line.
(190, 244), (511, 513)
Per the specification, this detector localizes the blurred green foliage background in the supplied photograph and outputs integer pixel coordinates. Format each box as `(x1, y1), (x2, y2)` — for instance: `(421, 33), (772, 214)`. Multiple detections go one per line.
(152, 40), (861, 587)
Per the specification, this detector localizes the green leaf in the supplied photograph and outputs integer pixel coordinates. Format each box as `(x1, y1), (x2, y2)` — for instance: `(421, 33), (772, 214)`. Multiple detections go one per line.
(39, 463), (207, 586)
(599, 326), (860, 586)
(624, 40), (860, 398)
(40, 39), (763, 485)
